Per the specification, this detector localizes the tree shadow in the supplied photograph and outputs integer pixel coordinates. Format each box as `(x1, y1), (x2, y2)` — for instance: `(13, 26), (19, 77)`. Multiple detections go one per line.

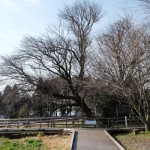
(72, 131), (78, 150)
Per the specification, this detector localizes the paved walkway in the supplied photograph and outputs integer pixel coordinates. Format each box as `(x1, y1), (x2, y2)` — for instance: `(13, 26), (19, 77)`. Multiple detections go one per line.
(72, 129), (119, 150)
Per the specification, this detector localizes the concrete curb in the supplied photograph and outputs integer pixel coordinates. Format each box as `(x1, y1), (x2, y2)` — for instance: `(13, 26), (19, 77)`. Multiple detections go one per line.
(104, 130), (125, 150)
(64, 129), (75, 150)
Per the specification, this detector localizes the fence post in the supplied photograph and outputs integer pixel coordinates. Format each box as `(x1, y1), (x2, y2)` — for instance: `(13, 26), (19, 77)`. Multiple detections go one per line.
(51, 118), (53, 127)
(48, 120), (50, 127)
(53, 117), (55, 127)
(66, 117), (67, 128)
(17, 120), (19, 128)
(125, 116), (128, 127)
(111, 118), (113, 127)
(26, 120), (28, 128)
(82, 118), (84, 127)
(107, 118), (109, 127)
(78, 118), (79, 128)
(72, 118), (75, 128)
(40, 119), (41, 128)
(97, 118), (100, 128)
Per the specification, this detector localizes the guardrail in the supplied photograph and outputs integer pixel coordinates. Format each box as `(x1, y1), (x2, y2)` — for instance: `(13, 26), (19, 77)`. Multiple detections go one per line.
(0, 116), (143, 128)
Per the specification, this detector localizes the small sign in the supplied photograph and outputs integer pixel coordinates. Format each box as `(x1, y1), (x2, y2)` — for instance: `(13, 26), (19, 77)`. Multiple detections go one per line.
(84, 120), (96, 125)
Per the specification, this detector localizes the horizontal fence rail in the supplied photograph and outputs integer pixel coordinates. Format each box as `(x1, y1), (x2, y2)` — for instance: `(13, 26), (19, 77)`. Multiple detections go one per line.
(0, 116), (144, 129)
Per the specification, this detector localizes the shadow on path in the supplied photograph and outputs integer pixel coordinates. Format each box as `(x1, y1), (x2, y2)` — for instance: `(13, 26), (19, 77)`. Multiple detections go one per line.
(72, 131), (78, 150)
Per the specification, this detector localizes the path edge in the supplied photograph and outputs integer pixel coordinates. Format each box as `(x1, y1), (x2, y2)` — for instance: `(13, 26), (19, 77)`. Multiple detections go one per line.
(64, 129), (75, 150)
(104, 130), (125, 150)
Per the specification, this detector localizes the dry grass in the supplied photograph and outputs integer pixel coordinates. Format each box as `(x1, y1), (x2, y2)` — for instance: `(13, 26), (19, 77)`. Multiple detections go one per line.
(0, 134), (71, 150)
(114, 132), (150, 150)
(35, 134), (70, 150)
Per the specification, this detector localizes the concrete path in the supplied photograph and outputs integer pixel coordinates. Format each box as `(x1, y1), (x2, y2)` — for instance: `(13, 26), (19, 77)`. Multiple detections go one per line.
(72, 128), (119, 150)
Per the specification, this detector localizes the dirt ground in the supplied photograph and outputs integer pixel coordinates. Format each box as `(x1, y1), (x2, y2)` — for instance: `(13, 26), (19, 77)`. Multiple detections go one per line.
(115, 132), (150, 150)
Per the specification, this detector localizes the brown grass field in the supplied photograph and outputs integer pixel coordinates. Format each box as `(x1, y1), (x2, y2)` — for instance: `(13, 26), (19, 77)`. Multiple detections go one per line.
(114, 131), (150, 150)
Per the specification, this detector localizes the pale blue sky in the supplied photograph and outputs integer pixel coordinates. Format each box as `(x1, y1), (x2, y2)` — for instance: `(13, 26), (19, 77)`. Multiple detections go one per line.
(0, 0), (138, 56)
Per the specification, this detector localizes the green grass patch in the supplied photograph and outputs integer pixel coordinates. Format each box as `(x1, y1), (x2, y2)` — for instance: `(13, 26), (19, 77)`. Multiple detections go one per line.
(0, 138), (42, 150)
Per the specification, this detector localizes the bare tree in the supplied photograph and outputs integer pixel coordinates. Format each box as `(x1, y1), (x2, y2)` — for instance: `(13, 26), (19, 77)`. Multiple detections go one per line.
(135, 0), (150, 13)
(0, 0), (103, 117)
(95, 17), (150, 130)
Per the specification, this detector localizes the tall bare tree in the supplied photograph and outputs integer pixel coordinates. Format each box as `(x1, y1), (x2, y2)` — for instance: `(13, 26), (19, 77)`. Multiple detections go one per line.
(0, 0), (103, 117)
(135, 0), (150, 13)
(95, 17), (150, 130)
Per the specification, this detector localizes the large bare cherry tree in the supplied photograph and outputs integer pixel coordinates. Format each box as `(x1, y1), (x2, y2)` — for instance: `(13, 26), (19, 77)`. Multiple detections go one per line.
(0, 0), (103, 116)
(95, 18), (150, 130)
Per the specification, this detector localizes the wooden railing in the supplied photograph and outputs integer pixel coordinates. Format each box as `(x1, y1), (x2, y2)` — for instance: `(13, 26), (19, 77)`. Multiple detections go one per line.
(0, 116), (144, 128)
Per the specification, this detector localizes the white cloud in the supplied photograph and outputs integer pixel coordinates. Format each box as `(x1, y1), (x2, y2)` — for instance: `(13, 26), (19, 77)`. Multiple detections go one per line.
(0, 33), (9, 39)
(7, 28), (18, 36)
(0, 28), (19, 40)
(0, 0), (41, 11)
(24, 0), (41, 6)
(0, 0), (21, 11)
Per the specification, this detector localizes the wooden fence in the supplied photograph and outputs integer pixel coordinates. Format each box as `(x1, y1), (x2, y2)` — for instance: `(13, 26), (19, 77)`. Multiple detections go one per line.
(0, 116), (143, 128)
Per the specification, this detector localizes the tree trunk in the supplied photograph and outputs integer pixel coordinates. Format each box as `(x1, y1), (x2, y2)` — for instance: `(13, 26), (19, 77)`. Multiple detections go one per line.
(81, 101), (93, 117)
(144, 121), (150, 131)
